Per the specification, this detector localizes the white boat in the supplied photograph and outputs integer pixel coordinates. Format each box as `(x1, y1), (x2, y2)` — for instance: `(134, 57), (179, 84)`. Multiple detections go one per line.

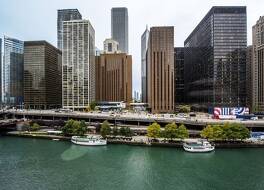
(183, 140), (215, 153)
(71, 135), (107, 146)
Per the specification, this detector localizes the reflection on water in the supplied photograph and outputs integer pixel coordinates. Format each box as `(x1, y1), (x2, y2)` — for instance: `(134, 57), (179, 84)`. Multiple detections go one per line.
(61, 145), (89, 161)
(61, 144), (108, 161)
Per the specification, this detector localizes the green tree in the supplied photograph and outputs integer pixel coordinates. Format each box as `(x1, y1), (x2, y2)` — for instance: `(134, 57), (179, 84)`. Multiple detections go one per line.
(177, 124), (189, 139)
(30, 123), (40, 131)
(229, 123), (250, 140)
(212, 125), (223, 140)
(164, 122), (178, 139)
(62, 119), (87, 136)
(89, 101), (97, 111)
(179, 105), (191, 113)
(147, 123), (161, 138)
(100, 120), (111, 138)
(200, 125), (214, 139)
(112, 126), (119, 136)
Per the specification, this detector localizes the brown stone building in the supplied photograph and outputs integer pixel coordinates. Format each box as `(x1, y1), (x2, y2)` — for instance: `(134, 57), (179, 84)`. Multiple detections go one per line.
(147, 27), (174, 113)
(95, 53), (132, 103)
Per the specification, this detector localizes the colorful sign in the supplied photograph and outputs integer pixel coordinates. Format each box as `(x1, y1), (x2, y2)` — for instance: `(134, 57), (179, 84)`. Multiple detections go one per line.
(214, 107), (249, 118)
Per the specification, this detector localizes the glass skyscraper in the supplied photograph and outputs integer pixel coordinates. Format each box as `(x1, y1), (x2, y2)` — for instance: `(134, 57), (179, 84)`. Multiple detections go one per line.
(174, 47), (185, 105)
(184, 6), (247, 109)
(57, 9), (82, 50)
(141, 26), (149, 103)
(62, 20), (95, 110)
(3, 36), (24, 107)
(111, 7), (128, 53)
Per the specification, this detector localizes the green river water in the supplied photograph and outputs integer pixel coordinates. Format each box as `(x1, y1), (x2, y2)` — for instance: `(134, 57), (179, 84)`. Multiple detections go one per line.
(1, 136), (264, 190)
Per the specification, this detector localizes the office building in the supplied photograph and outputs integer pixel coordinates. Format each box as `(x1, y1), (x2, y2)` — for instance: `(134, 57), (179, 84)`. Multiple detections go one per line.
(62, 20), (95, 110)
(184, 6), (247, 109)
(111, 7), (128, 53)
(147, 27), (174, 113)
(246, 46), (252, 109)
(95, 53), (132, 103)
(24, 41), (62, 109)
(141, 27), (149, 103)
(3, 36), (24, 107)
(0, 38), (2, 104)
(103, 38), (120, 53)
(252, 16), (264, 112)
(57, 9), (82, 50)
(174, 47), (185, 105)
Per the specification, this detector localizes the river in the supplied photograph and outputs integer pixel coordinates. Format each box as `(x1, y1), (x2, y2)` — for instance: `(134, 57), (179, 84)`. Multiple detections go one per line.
(1, 136), (264, 190)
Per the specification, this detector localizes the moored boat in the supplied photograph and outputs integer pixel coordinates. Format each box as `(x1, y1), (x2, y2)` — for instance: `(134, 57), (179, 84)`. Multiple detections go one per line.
(71, 135), (107, 146)
(183, 139), (215, 153)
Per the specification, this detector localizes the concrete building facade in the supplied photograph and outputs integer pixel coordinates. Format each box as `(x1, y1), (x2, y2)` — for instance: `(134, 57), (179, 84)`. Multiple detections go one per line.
(252, 16), (264, 112)
(103, 38), (120, 54)
(24, 41), (62, 109)
(62, 20), (95, 110)
(147, 27), (174, 113)
(95, 53), (132, 103)
(57, 9), (82, 50)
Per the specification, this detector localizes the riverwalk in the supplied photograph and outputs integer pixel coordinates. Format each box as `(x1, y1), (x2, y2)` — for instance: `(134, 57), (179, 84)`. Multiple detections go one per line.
(5, 131), (264, 148)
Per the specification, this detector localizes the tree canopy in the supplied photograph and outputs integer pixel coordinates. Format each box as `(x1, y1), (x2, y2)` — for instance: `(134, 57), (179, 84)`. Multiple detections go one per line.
(200, 123), (250, 140)
(62, 119), (87, 136)
(147, 123), (161, 138)
(100, 120), (111, 138)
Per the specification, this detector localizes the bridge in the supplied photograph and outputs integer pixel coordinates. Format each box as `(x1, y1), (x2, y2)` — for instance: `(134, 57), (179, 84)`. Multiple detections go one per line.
(3, 110), (264, 131)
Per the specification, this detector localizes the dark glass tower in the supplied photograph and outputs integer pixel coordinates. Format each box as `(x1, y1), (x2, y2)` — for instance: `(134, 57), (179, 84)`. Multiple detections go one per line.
(111, 7), (128, 53)
(174, 47), (185, 105)
(184, 6), (247, 109)
(24, 41), (62, 109)
(57, 9), (82, 50)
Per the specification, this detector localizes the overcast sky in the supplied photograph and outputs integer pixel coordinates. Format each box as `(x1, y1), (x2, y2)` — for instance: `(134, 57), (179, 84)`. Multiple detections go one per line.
(0, 0), (263, 93)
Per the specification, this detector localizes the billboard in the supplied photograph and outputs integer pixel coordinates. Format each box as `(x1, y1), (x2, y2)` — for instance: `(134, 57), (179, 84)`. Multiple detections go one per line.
(213, 107), (249, 118)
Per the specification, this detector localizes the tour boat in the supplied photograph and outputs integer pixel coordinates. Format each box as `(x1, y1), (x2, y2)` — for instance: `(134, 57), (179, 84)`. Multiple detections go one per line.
(71, 135), (107, 146)
(183, 140), (215, 153)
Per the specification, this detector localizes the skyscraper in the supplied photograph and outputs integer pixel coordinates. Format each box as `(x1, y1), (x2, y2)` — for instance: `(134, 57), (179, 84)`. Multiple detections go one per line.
(246, 46), (252, 109)
(141, 27), (149, 103)
(252, 16), (264, 112)
(103, 38), (120, 53)
(184, 6), (247, 109)
(57, 9), (82, 50)
(0, 38), (2, 105)
(174, 47), (185, 105)
(147, 27), (174, 113)
(24, 41), (62, 109)
(3, 36), (24, 107)
(62, 20), (95, 110)
(95, 53), (132, 103)
(111, 7), (128, 53)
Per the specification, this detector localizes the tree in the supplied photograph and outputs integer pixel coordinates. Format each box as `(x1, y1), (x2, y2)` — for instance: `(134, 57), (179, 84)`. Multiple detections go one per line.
(30, 123), (40, 131)
(147, 123), (161, 138)
(200, 125), (214, 139)
(62, 119), (87, 136)
(200, 123), (250, 140)
(177, 124), (189, 139)
(89, 101), (97, 111)
(179, 105), (191, 113)
(112, 126), (119, 136)
(100, 120), (111, 138)
(164, 122), (178, 139)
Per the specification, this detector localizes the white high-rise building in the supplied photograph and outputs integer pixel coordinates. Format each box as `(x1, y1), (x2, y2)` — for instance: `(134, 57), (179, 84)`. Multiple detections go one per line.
(103, 38), (120, 53)
(62, 20), (95, 109)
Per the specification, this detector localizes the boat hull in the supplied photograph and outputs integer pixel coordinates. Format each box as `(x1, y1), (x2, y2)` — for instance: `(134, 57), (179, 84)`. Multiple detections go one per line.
(71, 136), (107, 146)
(183, 144), (215, 153)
